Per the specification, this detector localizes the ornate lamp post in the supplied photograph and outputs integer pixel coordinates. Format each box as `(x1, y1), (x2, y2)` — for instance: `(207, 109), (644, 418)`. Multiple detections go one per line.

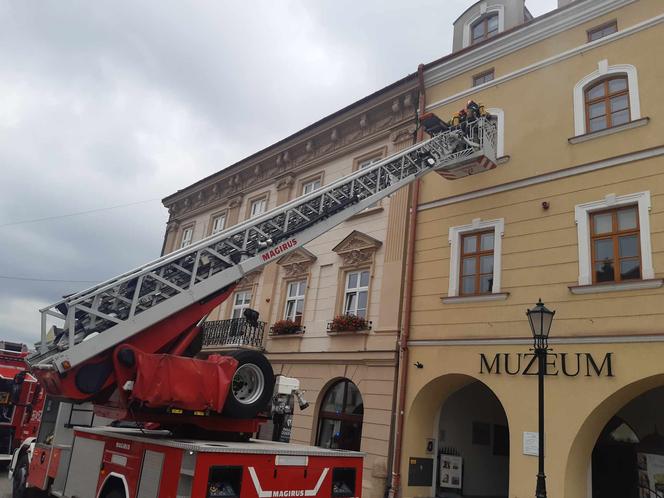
(526, 299), (555, 498)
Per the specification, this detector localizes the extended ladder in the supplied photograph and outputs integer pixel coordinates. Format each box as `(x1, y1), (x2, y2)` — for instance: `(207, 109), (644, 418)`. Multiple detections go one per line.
(31, 117), (497, 374)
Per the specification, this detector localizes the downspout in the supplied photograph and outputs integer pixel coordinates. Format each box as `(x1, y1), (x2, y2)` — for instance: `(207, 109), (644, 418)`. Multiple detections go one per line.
(389, 63), (426, 498)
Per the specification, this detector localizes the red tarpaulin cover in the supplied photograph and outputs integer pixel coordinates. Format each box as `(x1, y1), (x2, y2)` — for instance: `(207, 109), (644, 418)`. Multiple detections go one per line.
(131, 352), (238, 413)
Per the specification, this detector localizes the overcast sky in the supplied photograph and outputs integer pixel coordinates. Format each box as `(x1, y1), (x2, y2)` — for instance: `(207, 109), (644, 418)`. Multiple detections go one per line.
(0, 0), (557, 345)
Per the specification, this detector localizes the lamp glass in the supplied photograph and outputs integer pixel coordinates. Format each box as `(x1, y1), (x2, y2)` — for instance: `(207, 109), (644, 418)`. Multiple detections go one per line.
(527, 299), (555, 340)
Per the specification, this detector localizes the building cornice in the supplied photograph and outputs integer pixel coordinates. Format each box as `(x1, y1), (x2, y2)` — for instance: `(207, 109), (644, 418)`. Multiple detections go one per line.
(424, 0), (636, 88)
(418, 145), (664, 212)
(162, 79), (417, 213)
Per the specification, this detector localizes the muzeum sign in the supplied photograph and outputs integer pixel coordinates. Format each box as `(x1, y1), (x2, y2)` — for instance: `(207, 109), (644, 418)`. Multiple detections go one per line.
(479, 352), (614, 377)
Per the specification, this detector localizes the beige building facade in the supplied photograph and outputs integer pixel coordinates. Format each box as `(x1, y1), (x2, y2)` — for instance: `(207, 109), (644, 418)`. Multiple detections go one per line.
(400, 2), (664, 498)
(162, 77), (419, 498)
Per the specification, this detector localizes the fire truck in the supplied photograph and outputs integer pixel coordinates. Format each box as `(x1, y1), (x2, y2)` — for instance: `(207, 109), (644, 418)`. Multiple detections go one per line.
(0, 341), (45, 463)
(8, 112), (497, 498)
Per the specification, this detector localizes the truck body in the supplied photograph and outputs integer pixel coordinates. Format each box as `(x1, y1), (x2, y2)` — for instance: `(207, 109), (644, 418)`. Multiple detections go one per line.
(0, 342), (45, 461)
(9, 113), (497, 497)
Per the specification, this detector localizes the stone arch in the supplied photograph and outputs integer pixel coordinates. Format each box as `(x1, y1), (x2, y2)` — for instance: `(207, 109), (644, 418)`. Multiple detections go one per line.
(565, 374), (664, 498)
(404, 373), (511, 497)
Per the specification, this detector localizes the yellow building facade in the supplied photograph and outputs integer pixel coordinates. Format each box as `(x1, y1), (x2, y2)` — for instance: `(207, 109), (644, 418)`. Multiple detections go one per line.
(400, 1), (664, 498)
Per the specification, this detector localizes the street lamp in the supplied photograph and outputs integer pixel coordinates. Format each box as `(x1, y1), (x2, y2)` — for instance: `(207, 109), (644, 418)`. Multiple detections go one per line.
(526, 299), (555, 498)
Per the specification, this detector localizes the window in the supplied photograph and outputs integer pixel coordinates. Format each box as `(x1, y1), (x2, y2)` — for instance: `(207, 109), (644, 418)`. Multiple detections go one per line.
(574, 192), (654, 288)
(573, 62), (641, 137)
(447, 219), (505, 300)
(473, 69), (495, 87)
(459, 231), (495, 295)
(231, 290), (252, 319)
(588, 20), (617, 42)
(250, 197), (267, 218)
(284, 280), (306, 325)
(471, 13), (499, 45)
(585, 76), (630, 133)
(343, 270), (369, 318)
(316, 380), (363, 451)
(302, 178), (321, 196)
(590, 206), (641, 283)
(211, 213), (226, 235)
(180, 226), (194, 248)
(358, 157), (382, 209)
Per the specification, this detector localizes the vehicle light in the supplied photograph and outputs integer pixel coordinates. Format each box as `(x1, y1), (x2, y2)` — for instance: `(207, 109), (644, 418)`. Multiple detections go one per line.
(61, 361), (71, 371)
(169, 408), (183, 414)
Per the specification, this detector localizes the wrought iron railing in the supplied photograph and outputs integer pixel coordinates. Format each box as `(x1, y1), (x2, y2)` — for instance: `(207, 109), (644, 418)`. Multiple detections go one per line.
(202, 318), (265, 349)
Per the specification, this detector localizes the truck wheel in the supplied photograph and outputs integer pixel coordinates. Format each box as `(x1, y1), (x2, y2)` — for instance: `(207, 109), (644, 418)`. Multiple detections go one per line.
(12, 453), (45, 498)
(222, 350), (274, 419)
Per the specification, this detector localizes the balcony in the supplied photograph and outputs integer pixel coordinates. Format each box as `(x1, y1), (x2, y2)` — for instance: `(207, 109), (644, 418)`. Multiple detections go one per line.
(327, 315), (372, 334)
(202, 318), (265, 350)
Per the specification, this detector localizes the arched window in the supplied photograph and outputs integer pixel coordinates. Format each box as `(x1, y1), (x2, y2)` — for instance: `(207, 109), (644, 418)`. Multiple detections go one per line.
(316, 379), (363, 451)
(471, 13), (499, 45)
(585, 76), (630, 133)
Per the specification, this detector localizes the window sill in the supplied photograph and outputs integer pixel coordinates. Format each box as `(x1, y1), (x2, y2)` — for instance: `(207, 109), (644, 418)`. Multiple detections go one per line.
(327, 329), (370, 336)
(569, 279), (664, 295)
(348, 206), (384, 220)
(568, 117), (649, 144)
(496, 155), (510, 165)
(442, 292), (510, 304)
(268, 332), (305, 339)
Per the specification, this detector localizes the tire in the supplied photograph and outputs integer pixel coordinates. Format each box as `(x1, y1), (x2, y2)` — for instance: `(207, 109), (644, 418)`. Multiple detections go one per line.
(12, 453), (45, 498)
(222, 350), (275, 419)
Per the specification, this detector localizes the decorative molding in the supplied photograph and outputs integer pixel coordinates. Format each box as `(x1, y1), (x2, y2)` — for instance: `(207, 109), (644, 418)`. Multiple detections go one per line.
(418, 146), (664, 212)
(486, 108), (504, 157)
(228, 195), (243, 209)
(425, 8), (661, 113)
(442, 292), (509, 304)
(409, 334), (664, 347)
(568, 117), (649, 144)
(237, 271), (262, 288)
(574, 191), (653, 286)
(277, 248), (317, 278)
(332, 230), (382, 267)
(425, 0), (637, 88)
(573, 62), (641, 136)
(276, 174), (295, 191)
(569, 279), (664, 295)
(164, 85), (418, 220)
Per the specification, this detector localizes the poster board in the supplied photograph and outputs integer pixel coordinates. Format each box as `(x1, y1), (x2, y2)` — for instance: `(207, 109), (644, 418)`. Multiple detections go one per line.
(637, 452), (664, 498)
(439, 455), (463, 489)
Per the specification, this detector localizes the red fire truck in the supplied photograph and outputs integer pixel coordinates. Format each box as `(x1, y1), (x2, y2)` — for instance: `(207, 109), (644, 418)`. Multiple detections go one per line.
(8, 115), (497, 498)
(0, 341), (45, 463)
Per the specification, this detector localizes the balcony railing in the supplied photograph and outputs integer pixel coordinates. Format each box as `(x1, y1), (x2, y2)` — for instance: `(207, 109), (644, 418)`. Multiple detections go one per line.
(202, 318), (265, 350)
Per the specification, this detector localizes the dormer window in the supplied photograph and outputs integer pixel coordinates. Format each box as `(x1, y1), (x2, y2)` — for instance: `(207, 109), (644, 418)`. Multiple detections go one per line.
(471, 13), (499, 44)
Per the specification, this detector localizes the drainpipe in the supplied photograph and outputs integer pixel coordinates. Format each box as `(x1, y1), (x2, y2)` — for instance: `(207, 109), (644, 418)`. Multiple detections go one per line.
(389, 63), (426, 498)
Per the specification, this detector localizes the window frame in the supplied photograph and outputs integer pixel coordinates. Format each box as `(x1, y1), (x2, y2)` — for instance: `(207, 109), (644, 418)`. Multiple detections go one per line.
(301, 175), (323, 196)
(283, 279), (307, 325)
(210, 211), (227, 235)
(231, 290), (253, 319)
(459, 230), (496, 296)
(180, 225), (194, 248)
(575, 192), (653, 286)
(248, 195), (268, 219)
(584, 76), (630, 133)
(447, 219), (504, 298)
(473, 68), (495, 87)
(342, 269), (370, 318)
(587, 20), (617, 42)
(573, 61), (641, 136)
(470, 12), (500, 45)
(590, 206), (642, 284)
(316, 379), (364, 452)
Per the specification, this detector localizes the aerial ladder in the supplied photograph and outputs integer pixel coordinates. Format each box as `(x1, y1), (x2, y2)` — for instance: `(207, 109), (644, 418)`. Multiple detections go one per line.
(12, 113), (497, 498)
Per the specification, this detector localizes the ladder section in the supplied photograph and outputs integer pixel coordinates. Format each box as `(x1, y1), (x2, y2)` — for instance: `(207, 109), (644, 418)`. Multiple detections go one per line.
(31, 117), (497, 373)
